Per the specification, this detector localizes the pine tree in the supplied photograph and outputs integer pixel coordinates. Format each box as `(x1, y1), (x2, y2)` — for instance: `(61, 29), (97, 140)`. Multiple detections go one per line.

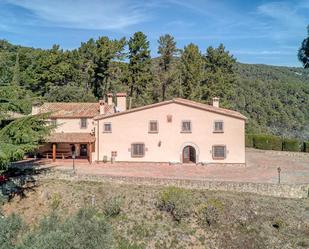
(157, 34), (178, 100)
(12, 52), (20, 86)
(92, 37), (126, 98)
(128, 32), (153, 107)
(298, 25), (309, 68)
(178, 43), (205, 100)
(202, 44), (236, 107)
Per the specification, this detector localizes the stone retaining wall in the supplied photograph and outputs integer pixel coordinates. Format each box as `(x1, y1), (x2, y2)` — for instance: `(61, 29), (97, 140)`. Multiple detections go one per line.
(39, 170), (309, 199)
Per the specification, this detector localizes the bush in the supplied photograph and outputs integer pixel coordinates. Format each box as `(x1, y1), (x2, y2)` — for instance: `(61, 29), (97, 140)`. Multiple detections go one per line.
(157, 186), (192, 222)
(196, 198), (224, 227)
(20, 208), (114, 249)
(0, 213), (24, 249)
(103, 196), (123, 217)
(253, 134), (282, 151)
(282, 138), (302, 152)
(303, 141), (309, 153)
(245, 134), (254, 148)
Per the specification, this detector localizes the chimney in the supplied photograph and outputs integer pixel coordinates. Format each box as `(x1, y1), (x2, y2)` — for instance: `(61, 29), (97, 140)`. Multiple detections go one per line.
(116, 92), (127, 112)
(31, 102), (41, 115)
(107, 93), (113, 105)
(212, 97), (220, 108)
(99, 99), (105, 115)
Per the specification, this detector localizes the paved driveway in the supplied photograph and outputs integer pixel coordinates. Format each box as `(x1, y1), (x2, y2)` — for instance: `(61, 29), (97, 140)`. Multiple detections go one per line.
(33, 149), (309, 184)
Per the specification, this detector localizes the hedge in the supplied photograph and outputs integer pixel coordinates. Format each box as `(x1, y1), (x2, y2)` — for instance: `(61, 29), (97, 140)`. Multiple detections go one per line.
(252, 134), (282, 151)
(246, 134), (309, 153)
(245, 134), (254, 148)
(282, 138), (302, 152)
(304, 141), (309, 153)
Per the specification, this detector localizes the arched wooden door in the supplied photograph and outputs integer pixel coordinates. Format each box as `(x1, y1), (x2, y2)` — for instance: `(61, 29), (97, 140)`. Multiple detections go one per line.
(182, 146), (196, 163)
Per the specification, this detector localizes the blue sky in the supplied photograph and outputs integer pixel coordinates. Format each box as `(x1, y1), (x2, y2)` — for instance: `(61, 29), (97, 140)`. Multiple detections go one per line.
(0, 0), (308, 66)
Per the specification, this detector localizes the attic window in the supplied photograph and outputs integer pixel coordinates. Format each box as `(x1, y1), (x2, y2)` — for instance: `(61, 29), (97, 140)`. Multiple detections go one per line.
(103, 123), (112, 133)
(214, 121), (224, 133)
(167, 115), (172, 122)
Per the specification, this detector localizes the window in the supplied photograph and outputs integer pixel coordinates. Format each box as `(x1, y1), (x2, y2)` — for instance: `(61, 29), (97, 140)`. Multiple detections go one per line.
(214, 121), (224, 133)
(131, 143), (145, 157)
(212, 145), (226, 159)
(181, 120), (192, 133)
(50, 119), (57, 126)
(149, 121), (158, 133)
(80, 118), (87, 129)
(103, 123), (112, 133)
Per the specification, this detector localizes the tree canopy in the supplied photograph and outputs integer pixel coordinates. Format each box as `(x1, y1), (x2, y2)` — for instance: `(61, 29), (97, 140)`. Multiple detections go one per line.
(298, 25), (309, 68)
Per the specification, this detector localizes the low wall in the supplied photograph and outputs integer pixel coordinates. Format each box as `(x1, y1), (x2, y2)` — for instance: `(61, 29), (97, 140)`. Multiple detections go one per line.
(39, 170), (309, 199)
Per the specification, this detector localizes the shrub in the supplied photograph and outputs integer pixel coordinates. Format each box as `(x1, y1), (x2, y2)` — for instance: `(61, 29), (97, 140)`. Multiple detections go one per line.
(103, 196), (123, 217)
(0, 213), (24, 249)
(282, 138), (302, 152)
(50, 193), (62, 210)
(20, 208), (114, 249)
(245, 134), (254, 148)
(157, 186), (192, 222)
(196, 198), (224, 227)
(253, 134), (282, 151)
(303, 141), (309, 153)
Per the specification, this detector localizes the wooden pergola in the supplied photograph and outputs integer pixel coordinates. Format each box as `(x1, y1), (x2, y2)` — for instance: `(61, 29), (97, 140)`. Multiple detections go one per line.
(47, 133), (96, 163)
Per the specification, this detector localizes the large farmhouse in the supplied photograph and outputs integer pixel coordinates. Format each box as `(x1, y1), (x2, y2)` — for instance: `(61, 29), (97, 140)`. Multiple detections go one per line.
(33, 93), (246, 164)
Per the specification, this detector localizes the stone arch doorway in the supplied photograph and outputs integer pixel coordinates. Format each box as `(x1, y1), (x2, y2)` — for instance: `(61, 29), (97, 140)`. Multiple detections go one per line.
(182, 145), (196, 163)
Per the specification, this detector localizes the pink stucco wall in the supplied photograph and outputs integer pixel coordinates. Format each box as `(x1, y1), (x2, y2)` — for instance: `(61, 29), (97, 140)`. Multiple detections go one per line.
(52, 118), (94, 133)
(94, 102), (245, 164)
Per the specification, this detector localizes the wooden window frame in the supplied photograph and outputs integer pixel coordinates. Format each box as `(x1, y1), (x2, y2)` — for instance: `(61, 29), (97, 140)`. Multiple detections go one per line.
(181, 120), (192, 133)
(80, 118), (88, 129)
(103, 122), (112, 133)
(213, 120), (224, 133)
(148, 120), (159, 133)
(212, 145), (226, 160)
(131, 143), (145, 158)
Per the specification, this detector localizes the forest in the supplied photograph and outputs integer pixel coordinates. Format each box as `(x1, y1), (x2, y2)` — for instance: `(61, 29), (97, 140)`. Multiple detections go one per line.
(0, 32), (308, 140)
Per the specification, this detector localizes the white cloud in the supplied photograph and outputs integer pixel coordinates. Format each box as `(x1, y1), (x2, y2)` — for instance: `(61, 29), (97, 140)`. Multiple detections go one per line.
(4, 0), (151, 30)
(257, 1), (308, 28)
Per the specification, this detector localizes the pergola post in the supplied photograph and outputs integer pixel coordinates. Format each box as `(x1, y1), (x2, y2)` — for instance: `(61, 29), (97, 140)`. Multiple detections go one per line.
(88, 143), (92, 163)
(52, 143), (56, 162)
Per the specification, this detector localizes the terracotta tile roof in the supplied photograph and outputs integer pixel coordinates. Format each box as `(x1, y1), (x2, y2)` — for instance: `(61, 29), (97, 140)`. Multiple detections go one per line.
(173, 98), (247, 120)
(94, 98), (247, 121)
(38, 102), (101, 118)
(47, 133), (96, 143)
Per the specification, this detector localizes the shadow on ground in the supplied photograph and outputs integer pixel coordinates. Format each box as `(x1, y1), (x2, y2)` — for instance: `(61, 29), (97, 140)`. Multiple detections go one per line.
(0, 160), (51, 203)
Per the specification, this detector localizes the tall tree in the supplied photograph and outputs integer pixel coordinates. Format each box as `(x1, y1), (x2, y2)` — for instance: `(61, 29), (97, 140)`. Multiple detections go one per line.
(202, 44), (236, 107)
(298, 25), (309, 68)
(178, 43), (205, 100)
(12, 52), (20, 86)
(0, 114), (53, 170)
(157, 34), (177, 100)
(92, 37), (126, 98)
(128, 32), (153, 107)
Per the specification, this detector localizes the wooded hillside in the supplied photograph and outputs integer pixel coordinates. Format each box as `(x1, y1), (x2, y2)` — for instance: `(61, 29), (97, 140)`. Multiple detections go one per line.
(0, 37), (308, 140)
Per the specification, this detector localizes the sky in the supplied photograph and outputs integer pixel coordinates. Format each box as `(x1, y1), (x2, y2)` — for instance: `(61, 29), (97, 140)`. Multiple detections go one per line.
(0, 0), (308, 67)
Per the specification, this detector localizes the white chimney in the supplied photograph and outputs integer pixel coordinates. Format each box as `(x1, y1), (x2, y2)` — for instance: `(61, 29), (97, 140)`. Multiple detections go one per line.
(31, 103), (41, 115)
(116, 92), (127, 112)
(212, 97), (220, 108)
(107, 93), (113, 105)
(99, 99), (105, 115)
